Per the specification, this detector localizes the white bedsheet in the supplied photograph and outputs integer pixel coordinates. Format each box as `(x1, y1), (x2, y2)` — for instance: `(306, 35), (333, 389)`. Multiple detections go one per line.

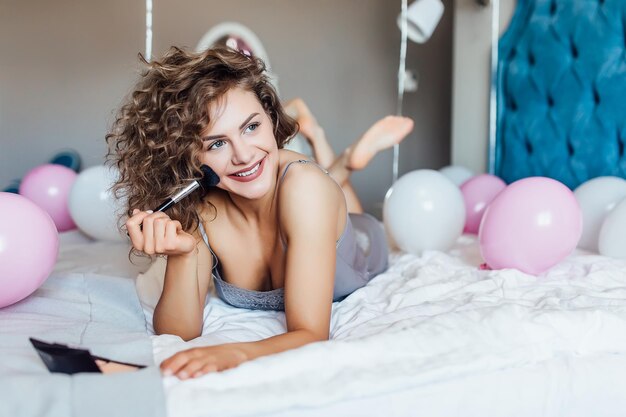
(141, 235), (626, 417)
(0, 231), (165, 417)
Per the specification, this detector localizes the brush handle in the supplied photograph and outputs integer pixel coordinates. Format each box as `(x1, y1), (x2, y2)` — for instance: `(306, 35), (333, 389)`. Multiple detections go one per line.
(153, 198), (174, 212)
(127, 182), (199, 235)
(127, 176), (208, 237)
(168, 180), (201, 204)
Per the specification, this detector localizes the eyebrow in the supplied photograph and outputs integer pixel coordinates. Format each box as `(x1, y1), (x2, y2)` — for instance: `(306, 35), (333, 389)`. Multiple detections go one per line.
(202, 112), (260, 141)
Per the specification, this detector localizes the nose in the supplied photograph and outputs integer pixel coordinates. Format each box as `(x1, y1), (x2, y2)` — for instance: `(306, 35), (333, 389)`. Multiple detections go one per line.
(230, 137), (255, 166)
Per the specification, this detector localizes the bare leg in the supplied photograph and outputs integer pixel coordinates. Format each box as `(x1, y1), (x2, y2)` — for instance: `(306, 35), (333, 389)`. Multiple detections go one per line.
(284, 98), (363, 213)
(284, 98), (336, 168)
(342, 184), (364, 214)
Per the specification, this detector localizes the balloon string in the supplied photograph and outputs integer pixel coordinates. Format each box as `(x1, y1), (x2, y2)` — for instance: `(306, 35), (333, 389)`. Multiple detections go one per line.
(394, 0), (408, 184)
(145, 0), (153, 61)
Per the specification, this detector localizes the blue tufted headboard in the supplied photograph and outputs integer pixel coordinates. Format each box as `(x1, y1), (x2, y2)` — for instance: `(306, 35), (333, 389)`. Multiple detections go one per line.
(494, 0), (626, 189)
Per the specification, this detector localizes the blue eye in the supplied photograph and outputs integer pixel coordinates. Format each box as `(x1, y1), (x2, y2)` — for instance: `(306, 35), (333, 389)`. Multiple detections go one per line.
(245, 122), (260, 133)
(208, 139), (225, 151)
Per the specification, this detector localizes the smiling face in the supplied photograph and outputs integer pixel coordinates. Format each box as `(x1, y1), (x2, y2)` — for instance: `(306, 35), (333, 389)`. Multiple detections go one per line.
(199, 87), (279, 200)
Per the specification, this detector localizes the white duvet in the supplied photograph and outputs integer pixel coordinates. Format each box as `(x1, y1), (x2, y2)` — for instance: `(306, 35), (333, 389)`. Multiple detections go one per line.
(137, 235), (626, 417)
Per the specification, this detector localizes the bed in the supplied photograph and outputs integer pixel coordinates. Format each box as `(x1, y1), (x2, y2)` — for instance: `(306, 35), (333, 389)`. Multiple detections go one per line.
(3, 0), (626, 416)
(3, 227), (626, 417)
(0, 232), (165, 417)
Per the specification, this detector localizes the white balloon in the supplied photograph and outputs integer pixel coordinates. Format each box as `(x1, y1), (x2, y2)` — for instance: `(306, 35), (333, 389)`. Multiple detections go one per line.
(68, 165), (127, 242)
(383, 169), (465, 255)
(573, 176), (626, 252)
(598, 197), (626, 259)
(439, 165), (474, 186)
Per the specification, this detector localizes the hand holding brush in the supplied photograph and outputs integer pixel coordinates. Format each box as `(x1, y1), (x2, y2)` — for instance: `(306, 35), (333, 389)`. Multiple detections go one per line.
(125, 164), (219, 255)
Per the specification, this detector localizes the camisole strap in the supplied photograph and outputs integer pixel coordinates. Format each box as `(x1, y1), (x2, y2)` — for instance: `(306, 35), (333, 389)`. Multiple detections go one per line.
(278, 159), (330, 186)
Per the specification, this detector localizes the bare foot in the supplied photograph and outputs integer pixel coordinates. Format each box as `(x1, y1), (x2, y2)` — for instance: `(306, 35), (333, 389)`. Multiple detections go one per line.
(284, 98), (335, 167)
(347, 116), (414, 171)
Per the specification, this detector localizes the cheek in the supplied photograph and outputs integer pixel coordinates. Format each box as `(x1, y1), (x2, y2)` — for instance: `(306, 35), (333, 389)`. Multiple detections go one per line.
(262, 131), (279, 149)
(199, 152), (228, 174)
(198, 152), (213, 168)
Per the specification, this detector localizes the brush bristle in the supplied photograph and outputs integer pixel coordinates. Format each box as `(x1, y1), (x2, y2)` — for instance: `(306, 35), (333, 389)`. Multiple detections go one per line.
(199, 164), (220, 189)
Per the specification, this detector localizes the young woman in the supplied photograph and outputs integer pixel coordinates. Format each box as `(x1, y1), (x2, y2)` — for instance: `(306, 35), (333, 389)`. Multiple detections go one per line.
(107, 46), (413, 380)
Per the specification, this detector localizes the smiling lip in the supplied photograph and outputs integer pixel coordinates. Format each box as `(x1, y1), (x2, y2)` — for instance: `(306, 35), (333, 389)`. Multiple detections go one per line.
(228, 157), (265, 182)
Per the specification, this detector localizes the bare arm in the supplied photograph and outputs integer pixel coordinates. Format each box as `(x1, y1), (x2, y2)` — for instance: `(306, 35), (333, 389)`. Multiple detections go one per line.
(282, 166), (340, 338)
(153, 238), (213, 341)
(159, 164), (344, 378)
(237, 163), (343, 357)
(126, 210), (213, 341)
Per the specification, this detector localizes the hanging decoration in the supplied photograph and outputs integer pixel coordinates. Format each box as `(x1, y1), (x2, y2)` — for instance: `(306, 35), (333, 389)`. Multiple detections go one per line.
(145, 0), (153, 61)
(487, 0), (500, 174)
(394, 0), (409, 184)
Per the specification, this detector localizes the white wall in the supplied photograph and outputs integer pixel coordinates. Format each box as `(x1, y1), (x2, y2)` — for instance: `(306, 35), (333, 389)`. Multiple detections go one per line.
(451, 0), (515, 174)
(0, 0), (454, 219)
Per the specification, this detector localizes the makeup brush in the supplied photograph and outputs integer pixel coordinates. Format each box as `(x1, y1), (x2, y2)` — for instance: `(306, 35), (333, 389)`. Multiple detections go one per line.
(130, 165), (219, 234)
(151, 165), (219, 212)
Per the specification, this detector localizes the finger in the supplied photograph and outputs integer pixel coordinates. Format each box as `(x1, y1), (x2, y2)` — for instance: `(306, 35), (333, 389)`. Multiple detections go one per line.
(126, 210), (153, 249)
(160, 351), (192, 376)
(153, 217), (169, 253)
(126, 209), (154, 229)
(142, 211), (168, 254)
(164, 220), (181, 251)
(140, 211), (155, 254)
(195, 363), (218, 377)
(177, 359), (209, 379)
(167, 220), (193, 253)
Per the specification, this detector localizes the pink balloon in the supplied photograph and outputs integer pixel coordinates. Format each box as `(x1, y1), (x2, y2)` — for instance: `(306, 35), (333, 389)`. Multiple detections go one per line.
(19, 164), (77, 232)
(0, 192), (59, 308)
(460, 174), (507, 234)
(478, 177), (582, 275)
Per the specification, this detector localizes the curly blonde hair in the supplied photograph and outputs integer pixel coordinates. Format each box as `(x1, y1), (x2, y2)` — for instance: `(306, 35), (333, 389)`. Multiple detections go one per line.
(106, 46), (298, 238)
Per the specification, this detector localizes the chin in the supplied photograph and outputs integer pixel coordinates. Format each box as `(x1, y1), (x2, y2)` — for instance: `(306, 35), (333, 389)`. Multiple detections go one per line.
(231, 179), (267, 196)
(225, 155), (275, 199)
(230, 182), (273, 202)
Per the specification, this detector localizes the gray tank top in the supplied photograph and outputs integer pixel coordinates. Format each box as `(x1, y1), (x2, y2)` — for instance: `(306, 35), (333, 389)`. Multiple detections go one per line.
(198, 159), (386, 311)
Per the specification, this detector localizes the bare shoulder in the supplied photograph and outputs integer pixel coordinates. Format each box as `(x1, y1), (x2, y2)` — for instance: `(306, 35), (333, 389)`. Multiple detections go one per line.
(278, 157), (342, 206)
(277, 153), (345, 239)
(279, 148), (308, 160)
(277, 148), (329, 181)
